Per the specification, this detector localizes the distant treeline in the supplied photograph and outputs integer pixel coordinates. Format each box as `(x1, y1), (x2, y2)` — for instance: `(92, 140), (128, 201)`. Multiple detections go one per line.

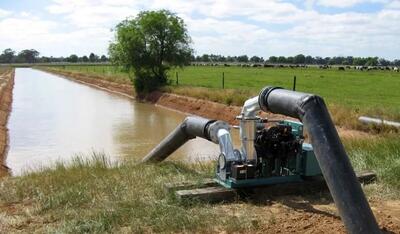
(2, 48), (399, 67)
(0, 48), (109, 64)
(191, 54), (400, 66)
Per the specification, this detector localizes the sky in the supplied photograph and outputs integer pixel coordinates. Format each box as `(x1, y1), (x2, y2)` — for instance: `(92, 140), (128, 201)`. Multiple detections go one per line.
(0, 0), (399, 60)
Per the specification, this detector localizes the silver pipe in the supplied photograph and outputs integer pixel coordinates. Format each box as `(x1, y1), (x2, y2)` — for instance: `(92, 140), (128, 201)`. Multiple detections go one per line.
(359, 116), (400, 128)
(142, 116), (232, 163)
(239, 96), (261, 162)
(217, 128), (236, 161)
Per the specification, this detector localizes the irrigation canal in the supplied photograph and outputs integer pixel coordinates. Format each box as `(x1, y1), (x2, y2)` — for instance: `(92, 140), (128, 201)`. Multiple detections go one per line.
(6, 68), (235, 175)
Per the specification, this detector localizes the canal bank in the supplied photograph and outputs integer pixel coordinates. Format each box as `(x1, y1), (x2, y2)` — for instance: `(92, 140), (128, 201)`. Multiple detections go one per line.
(37, 67), (370, 139)
(0, 68), (14, 177)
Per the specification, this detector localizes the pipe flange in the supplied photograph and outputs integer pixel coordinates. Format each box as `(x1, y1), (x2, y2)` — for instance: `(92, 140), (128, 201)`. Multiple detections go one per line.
(258, 86), (283, 112)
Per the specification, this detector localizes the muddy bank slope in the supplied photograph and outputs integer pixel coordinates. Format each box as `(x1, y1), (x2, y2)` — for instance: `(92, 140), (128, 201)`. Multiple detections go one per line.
(0, 69), (14, 177)
(38, 68), (369, 138)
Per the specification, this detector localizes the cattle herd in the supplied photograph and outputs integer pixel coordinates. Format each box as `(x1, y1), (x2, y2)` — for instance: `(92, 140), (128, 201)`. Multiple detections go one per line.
(190, 62), (400, 72)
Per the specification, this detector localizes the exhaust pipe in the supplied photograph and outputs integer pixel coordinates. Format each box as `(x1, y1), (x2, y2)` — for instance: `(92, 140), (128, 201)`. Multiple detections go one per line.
(258, 87), (380, 234)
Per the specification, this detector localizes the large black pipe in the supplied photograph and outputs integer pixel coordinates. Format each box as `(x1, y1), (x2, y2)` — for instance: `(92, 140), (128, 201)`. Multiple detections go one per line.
(142, 116), (215, 162)
(259, 87), (380, 234)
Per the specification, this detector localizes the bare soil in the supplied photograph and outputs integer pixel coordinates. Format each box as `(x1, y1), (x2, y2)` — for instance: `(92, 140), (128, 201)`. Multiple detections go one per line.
(0, 194), (399, 233)
(0, 69), (14, 177)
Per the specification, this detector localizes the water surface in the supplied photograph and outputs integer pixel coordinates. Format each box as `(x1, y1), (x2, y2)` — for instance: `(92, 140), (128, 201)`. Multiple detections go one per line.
(7, 68), (237, 175)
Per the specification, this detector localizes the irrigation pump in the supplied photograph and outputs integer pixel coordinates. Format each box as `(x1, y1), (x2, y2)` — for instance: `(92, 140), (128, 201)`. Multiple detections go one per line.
(143, 86), (380, 234)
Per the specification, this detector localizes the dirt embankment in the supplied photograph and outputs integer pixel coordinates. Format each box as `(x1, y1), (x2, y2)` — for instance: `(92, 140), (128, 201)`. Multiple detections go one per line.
(39, 68), (370, 139)
(0, 69), (14, 177)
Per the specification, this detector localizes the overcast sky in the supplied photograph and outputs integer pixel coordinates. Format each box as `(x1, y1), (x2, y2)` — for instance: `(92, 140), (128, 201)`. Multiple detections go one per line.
(0, 0), (399, 59)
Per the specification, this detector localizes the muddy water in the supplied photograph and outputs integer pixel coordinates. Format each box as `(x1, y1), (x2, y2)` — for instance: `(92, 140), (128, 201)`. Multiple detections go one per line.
(7, 68), (239, 175)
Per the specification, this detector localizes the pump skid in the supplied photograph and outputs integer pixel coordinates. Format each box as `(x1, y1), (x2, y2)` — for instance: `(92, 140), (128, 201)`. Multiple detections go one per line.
(143, 86), (380, 234)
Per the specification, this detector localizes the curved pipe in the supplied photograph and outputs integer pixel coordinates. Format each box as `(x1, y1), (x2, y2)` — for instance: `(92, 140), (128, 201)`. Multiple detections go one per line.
(258, 87), (380, 234)
(142, 116), (231, 163)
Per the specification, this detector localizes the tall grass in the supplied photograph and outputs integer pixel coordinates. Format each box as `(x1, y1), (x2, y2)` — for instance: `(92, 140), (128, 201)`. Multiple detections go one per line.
(346, 134), (400, 198)
(1, 133), (399, 232)
(0, 153), (261, 233)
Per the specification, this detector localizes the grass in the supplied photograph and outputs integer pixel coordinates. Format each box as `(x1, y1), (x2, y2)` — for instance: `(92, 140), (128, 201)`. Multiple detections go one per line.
(345, 134), (400, 197)
(0, 154), (261, 233)
(0, 134), (399, 232)
(40, 64), (400, 131)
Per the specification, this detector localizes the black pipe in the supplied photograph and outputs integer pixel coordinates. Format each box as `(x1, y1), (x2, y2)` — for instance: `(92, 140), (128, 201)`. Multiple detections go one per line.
(259, 87), (380, 234)
(142, 116), (215, 162)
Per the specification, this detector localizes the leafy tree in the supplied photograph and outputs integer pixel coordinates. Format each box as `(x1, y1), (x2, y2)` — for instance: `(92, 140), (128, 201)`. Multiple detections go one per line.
(277, 56), (286, 63)
(250, 56), (261, 63)
(365, 57), (378, 66)
(378, 58), (390, 66)
(68, 54), (79, 63)
(305, 55), (314, 64)
(0, 48), (15, 63)
(89, 53), (99, 62)
(293, 54), (305, 64)
(268, 56), (277, 63)
(109, 10), (192, 93)
(16, 49), (39, 63)
(237, 55), (249, 62)
(201, 54), (210, 62)
(100, 55), (108, 62)
(82, 56), (89, 62)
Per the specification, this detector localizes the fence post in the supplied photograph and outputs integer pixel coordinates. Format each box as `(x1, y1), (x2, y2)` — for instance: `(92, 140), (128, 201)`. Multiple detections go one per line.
(293, 75), (297, 91)
(222, 72), (225, 89)
(176, 72), (179, 85)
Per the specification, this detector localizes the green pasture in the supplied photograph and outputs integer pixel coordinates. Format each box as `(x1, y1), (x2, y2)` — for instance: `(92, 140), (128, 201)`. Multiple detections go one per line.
(43, 64), (400, 120)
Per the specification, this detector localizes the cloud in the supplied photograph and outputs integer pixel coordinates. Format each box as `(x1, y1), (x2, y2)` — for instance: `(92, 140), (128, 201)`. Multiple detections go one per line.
(316, 0), (388, 8)
(0, 0), (399, 59)
(0, 8), (11, 18)
(46, 0), (141, 28)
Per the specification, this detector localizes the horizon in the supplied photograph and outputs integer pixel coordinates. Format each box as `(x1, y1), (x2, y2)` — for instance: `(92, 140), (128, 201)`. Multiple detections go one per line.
(1, 0), (399, 60)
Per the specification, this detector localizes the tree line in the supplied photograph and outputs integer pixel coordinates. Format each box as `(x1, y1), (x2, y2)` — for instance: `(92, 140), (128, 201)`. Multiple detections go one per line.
(0, 48), (109, 64)
(192, 54), (400, 66)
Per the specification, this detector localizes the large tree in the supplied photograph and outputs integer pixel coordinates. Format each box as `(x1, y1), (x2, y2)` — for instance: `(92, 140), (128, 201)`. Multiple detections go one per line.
(109, 10), (192, 93)
(0, 48), (15, 63)
(17, 49), (39, 63)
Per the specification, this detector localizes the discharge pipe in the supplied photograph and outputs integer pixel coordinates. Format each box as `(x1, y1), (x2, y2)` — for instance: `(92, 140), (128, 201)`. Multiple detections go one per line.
(142, 116), (232, 162)
(258, 87), (380, 234)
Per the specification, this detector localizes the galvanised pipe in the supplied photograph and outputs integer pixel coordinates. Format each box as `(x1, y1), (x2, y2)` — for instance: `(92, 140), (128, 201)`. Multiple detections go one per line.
(258, 87), (380, 234)
(142, 116), (231, 162)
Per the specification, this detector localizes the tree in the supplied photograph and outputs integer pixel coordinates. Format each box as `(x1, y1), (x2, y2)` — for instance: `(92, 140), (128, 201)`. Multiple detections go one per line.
(100, 55), (108, 62)
(250, 56), (261, 63)
(277, 56), (286, 63)
(68, 54), (78, 63)
(293, 54), (305, 64)
(0, 48), (15, 63)
(81, 56), (89, 62)
(237, 55), (249, 63)
(109, 10), (192, 93)
(17, 49), (39, 63)
(89, 53), (99, 62)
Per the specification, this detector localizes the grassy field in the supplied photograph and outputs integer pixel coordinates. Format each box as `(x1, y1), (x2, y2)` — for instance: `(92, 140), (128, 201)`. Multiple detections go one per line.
(42, 64), (400, 131)
(0, 134), (399, 232)
(1, 66), (398, 232)
(45, 65), (400, 114)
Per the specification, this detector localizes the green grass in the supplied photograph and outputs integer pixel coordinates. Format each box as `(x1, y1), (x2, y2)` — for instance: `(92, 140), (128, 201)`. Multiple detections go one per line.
(40, 64), (400, 131)
(345, 134), (400, 196)
(0, 135), (399, 232)
(42, 65), (400, 118)
(0, 154), (260, 233)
